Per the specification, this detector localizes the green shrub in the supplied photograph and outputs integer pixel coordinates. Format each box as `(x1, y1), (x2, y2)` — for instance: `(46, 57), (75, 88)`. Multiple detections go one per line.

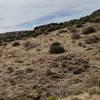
(83, 26), (95, 34)
(49, 42), (65, 54)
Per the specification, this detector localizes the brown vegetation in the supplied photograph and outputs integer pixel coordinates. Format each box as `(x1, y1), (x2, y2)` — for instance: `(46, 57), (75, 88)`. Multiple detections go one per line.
(0, 9), (99, 100)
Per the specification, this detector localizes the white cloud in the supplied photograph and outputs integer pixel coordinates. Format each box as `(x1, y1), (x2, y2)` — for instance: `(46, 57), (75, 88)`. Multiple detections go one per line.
(0, 0), (100, 32)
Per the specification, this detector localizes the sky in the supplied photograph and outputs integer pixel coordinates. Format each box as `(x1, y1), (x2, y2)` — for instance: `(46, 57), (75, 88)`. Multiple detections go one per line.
(0, 0), (100, 32)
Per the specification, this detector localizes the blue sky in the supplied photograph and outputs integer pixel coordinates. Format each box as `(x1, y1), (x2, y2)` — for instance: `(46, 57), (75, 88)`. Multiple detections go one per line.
(0, 0), (100, 32)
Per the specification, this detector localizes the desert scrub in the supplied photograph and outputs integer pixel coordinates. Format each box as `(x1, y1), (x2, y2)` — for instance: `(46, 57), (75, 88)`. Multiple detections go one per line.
(46, 96), (57, 100)
(85, 74), (100, 87)
(0, 41), (3, 46)
(7, 67), (14, 73)
(85, 35), (99, 44)
(88, 86), (100, 95)
(51, 42), (61, 46)
(82, 26), (95, 34)
(49, 42), (65, 54)
(71, 33), (80, 39)
(70, 97), (81, 100)
(25, 68), (33, 73)
(76, 23), (82, 28)
(12, 41), (20, 46)
(72, 67), (85, 75)
(46, 69), (55, 76)
(59, 29), (67, 33)
(89, 17), (100, 23)
(23, 41), (39, 50)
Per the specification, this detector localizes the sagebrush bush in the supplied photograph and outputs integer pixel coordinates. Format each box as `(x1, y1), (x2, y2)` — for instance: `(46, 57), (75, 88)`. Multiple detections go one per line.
(49, 42), (65, 54)
(73, 67), (84, 75)
(83, 26), (95, 34)
(23, 41), (32, 50)
(71, 97), (81, 100)
(88, 86), (100, 95)
(49, 46), (65, 54)
(51, 42), (61, 46)
(71, 33), (80, 39)
(23, 41), (38, 50)
(25, 68), (33, 73)
(12, 41), (20, 46)
(46, 96), (57, 100)
(76, 23), (82, 28)
(7, 67), (14, 73)
(89, 17), (100, 23)
(59, 29), (67, 33)
(0, 41), (3, 46)
(85, 35), (99, 44)
(85, 74), (100, 87)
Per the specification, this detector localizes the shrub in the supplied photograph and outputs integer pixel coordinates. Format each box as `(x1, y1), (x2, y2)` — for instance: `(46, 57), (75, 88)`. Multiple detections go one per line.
(49, 46), (65, 54)
(34, 23), (62, 35)
(59, 29), (67, 33)
(7, 67), (14, 73)
(78, 42), (86, 48)
(94, 17), (100, 23)
(85, 35), (99, 44)
(71, 33), (80, 39)
(71, 97), (81, 100)
(89, 17), (100, 23)
(79, 16), (90, 24)
(49, 42), (65, 54)
(46, 96), (57, 100)
(76, 23), (82, 28)
(10, 79), (16, 85)
(25, 68), (33, 73)
(46, 69), (54, 76)
(23, 41), (38, 50)
(51, 42), (61, 46)
(12, 41), (20, 46)
(73, 67), (84, 75)
(83, 26), (95, 34)
(0, 41), (3, 46)
(88, 86), (100, 95)
(85, 74), (100, 87)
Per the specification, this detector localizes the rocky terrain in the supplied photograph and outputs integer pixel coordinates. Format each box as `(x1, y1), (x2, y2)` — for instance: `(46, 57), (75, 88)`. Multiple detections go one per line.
(0, 10), (100, 100)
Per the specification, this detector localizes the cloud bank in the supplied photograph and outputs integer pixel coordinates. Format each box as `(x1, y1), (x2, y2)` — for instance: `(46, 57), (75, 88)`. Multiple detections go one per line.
(0, 0), (100, 32)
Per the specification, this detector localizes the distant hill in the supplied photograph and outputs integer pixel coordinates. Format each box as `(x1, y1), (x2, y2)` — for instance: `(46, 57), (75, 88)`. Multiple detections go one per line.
(0, 9), (100, 43)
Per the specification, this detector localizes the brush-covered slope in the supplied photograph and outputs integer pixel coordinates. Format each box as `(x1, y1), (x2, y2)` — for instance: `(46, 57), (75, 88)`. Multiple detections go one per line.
(0, 9), (100, 100)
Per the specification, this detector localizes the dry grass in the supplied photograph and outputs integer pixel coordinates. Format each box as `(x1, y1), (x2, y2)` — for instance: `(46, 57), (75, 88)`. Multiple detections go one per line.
(0, 23), (99, 100)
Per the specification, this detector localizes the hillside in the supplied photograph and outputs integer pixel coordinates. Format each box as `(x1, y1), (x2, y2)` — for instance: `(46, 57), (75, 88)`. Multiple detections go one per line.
(0, 9), (100, 100)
